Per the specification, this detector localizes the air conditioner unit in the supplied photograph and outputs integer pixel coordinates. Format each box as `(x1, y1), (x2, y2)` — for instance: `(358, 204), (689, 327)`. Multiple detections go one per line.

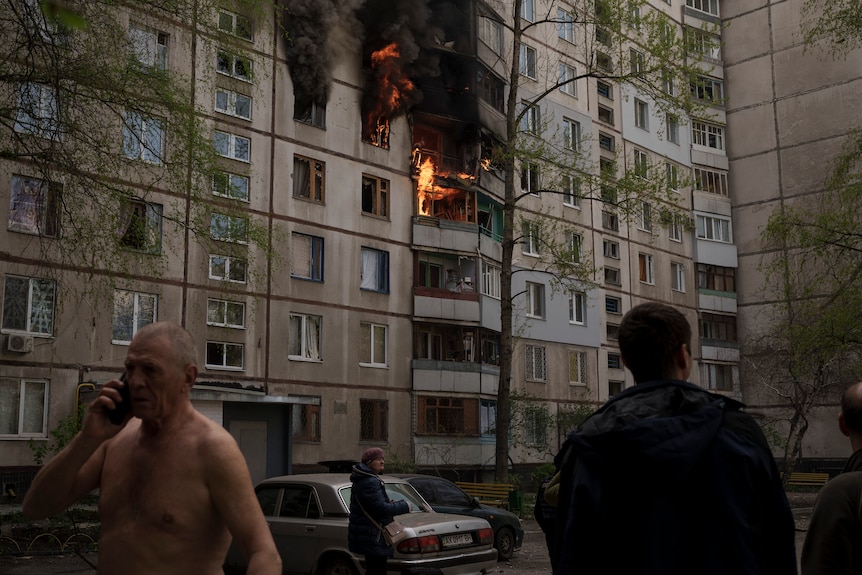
(7, 334), (34, 353)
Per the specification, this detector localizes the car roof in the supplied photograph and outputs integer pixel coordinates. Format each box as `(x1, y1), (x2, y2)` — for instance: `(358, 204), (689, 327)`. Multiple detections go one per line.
(259, 473), (412, 487)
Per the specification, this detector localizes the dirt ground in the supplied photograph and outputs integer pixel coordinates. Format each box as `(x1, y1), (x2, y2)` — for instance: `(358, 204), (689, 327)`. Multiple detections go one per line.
(0, 492), (818, 575)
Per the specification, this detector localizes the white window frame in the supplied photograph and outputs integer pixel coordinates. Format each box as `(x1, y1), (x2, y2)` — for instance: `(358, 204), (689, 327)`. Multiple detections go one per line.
(696, 214), (732, 242)
(479, 16), (503, 54)
(669, 215), (683, 242)
(569, 291), (586, 325)
(482, 263), (501, 299)
(522, 221), (541, 256)
(672, 262), (686, 293)
(360, 322), (388, 367)
(212, 171), (250, 201)
(112, 290), (157, 344)
(635, 99), (649, 130)
(129, 25), (168, 71)
(630, 48), (645, 75)
(691, 75), (724, 104)
(525, 344), (547, 381)
(214, 130), (250, 162)
(633, 149), (649, 179)
(2, 276), (56, 336)
(207, 298), (245, 329)
(123, 111), (164, 165)
(210, 213), (248, 244)
(520, 101), (540, 134)
(521, 0), (535, 22)
(603, 239), (619, 259)
(566, 230), (582, 263)
(563, 118), (581, 151)
(215, 88), (252, 120)
(520, 44), (537, 79)
(691, 120), (725, 151)
(640, 202), (653, 232)
(289, 313), (322, 361)
(563, 175), (581, 208)
(15, 83), (59, 139)
(605, 267), (621, 286)
(217, 49), (252, 82)
(559, 62), (577, 96)
(218, 9), (252, 40)
(526, 282), (545, 319)
(694, 167), (729, 196)
(686, 0), (719, 17)
(639, 253), (655, 285)
(666, 113), (680, 144)
(208, 254), (247, 283)
(206, 341), (244, 370)
(666, 163), (680, 192)
(568, 350), (587, 385)
(558, 8), (575, 43)
(0, 378), (48, 437)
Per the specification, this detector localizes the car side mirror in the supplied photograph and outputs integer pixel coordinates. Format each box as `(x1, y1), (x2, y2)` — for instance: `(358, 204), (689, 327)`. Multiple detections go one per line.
(471, 496), (481, 508)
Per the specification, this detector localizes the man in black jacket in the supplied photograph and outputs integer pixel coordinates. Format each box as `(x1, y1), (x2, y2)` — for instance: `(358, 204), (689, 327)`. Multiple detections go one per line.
(552, 303), (797, 575)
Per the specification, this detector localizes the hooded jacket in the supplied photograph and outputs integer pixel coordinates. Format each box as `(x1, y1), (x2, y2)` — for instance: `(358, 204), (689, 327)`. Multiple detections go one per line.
(347, 463), (409, 558)
(553, 379), (796, 575)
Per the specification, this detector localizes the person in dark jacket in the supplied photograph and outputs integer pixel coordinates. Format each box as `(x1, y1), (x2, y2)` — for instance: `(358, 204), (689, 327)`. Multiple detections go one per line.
(801, 381), (862, 574)
(348, 447), (409, 575)
(552, 302), (797, 575)
(534, 472), (559, 571)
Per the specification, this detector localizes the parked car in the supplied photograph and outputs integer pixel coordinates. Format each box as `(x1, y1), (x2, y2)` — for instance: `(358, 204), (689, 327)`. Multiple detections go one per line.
(224, 473), (498, 575)
(391, 474), (524, 561)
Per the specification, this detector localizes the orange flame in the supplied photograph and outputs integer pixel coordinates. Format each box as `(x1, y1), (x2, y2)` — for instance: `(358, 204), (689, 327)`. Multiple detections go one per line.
(364, 42), (416, 147)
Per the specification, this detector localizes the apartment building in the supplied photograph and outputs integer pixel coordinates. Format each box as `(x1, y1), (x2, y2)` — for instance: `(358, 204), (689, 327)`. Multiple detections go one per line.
(0, 0), (755, 484)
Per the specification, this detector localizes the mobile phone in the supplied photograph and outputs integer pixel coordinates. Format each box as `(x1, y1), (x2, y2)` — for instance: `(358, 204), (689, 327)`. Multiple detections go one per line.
(108, 373), (131, 425)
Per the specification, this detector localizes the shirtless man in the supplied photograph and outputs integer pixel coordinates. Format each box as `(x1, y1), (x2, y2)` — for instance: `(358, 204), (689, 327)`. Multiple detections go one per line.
(22, 322), (281, 575)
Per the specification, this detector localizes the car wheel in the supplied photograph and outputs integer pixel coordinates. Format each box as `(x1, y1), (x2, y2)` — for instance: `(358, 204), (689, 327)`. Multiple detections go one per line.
(320, 555), (358, 575)
(495, 526), (515, 561)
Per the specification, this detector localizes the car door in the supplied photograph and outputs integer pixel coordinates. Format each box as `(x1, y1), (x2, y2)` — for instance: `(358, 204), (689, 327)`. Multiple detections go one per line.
(417, 478), (477, 515)
(268, 484), (323, 574)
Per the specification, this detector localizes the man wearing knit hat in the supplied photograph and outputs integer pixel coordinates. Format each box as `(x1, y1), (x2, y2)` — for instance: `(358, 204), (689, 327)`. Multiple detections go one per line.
(348, 447), (407, 575)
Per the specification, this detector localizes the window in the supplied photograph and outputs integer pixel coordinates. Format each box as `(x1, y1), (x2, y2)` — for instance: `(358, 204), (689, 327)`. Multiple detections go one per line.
(558, 8), (575, 42)
(520, 44), (537, 79)
(694, 167), (729, 196)
(525, 345), (547, 381)
(598, 132), (614, 151)
(697, 264), (735, 292)
(568, 350), (587, 384)
(667, 113), (680, 144)
(207, 298), (245, 329)
(361, 175), (388, 217)
(289, 313), (322, 360)
(214, 130), (250, 162)
(640, 201), (652, 232)
(477, 67), (505, 112)
(559, 63), (577, 96)
(291, 233), (324, 282)
(210, 213), (248, 243)
(607, 323), (620, 340)
(8, 175), (60, 237)
(690, 75), (724, 105)
(628, 2), (641, 28)
(606, 296), (622, 314)
(525, 406), (549, 447)
(293, 155), (325, 202)
(563, 175), (581, 208)
(700, 313), (737, 342)
(598, 106), (614, 125)
(0, 379), (47, 437)
(630, 49), (646, 75)
(686, 26), (721, 60)
(569, 292), (586, 325)
(669, 215), (684, 242)
(597, 80), (612, 99)
(701, 363), (733, 391)
(686, 0), (719, 17)
(294, 97), (326, 128)
(291, 403), (321, 442)
(662, 70), (676, 96)
(420, 397), (478, 435)
(217, 49), (252, 81)
(215, 89), (252, 120)
(691, 120), (724, 151)
(634, 99), (649, 130)
(597, 51), (613, 72)
(15, 83), (59, 139)
(479, 16), (503, 54)
(672, 262), (686, 292)
(205, 341), (244, 370)
(609, 380), (625, 396)
(482, 264), (501, 299)
(526, 282), (545, 319)
(23, 0), (63, 40)
(120, 200), (162, 253)
(603, 239), (619, 259)
(360, 322), (388, 367)
(218, 9), (253, 40)
(633, 149), (649, 179)
(123, 111), (163, 164)
(696, 214), (732, 242)
(129, 25), (168, 71)
(596, 27), (612, 46)
(360, 247), (389, 293)
(602, 210), (619, 232)
(522, 221), (541, 256)
(209, 255), (247, 283)
(112, 290), (157, 344)
(563, 118), (581, 151)
(360, 399), (388, 441)
(666, 163), (680, 191)
(481, 399), (496, 436)
(520, 102), (540, 134)
(608, 353), (622, 369)
(521, 0), (535, 22)
(416, 257), (442, 290)
(638, 253), (655, 284)
(521, 163), (541, 194)
(212, 172), (249, 201)
(566, 231), (582, 263)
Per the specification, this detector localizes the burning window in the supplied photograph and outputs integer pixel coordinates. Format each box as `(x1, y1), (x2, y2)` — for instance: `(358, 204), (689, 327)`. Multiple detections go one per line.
(362, 43), (417, 149)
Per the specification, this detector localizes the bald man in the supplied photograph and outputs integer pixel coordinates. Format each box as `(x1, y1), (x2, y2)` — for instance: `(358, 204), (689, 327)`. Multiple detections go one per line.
(23, 322), (281, 575)
(801, 381), (862, 574)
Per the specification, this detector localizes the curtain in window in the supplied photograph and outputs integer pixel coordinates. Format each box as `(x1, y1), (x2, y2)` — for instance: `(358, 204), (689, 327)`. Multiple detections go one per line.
(291, 235), (312, 277)
(305, 315), (320, 360)
(293, 158), (310, 197)
(372, 324), (385, 364)
(30, 279), (54, 334)
(0, 379), (20, 434)
(113, 290), (135, 341)
(22, 381), (45, 434)
(142, 117), (163, 163)
(360, 249), (378, 290)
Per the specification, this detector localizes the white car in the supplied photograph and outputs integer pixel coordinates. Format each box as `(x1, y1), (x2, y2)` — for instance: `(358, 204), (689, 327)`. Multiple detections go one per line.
(224, 473), (499, 575)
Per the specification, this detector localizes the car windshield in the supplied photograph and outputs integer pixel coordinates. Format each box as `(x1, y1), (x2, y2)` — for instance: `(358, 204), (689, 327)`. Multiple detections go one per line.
(339, 482), (429, 512)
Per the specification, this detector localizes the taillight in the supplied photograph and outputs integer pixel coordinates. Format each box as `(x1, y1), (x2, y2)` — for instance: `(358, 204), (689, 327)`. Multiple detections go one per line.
(396, 535), (441, 554)
(477, 528), (493, 545)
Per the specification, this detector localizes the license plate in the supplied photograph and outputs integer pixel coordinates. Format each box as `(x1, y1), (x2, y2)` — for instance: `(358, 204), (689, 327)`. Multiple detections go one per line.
(442, 533), (473, 547)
